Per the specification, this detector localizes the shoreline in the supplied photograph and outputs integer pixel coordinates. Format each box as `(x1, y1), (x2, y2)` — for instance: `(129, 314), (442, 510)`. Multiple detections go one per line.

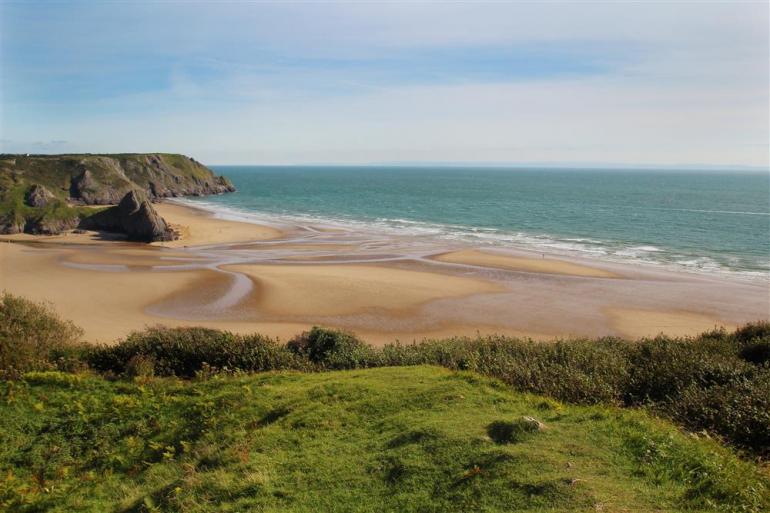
(1, 200), (767, 345)
(171, 197), (770, 284)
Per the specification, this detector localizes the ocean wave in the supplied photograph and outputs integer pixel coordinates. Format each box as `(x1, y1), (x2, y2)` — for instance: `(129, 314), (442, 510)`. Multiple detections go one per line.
(174, 198), (770, 281)
(650, 207), (770, 216)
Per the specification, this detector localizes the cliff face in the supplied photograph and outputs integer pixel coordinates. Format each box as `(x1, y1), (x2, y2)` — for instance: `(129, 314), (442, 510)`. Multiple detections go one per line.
(0, 153), (234, 239)
(1, 153), (234, 205)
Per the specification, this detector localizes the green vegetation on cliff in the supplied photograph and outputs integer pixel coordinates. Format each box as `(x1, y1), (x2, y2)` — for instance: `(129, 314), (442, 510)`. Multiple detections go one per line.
(2, 367), (768, 512)
(0, 153), (234, 234)
(1, 294), (769, 512)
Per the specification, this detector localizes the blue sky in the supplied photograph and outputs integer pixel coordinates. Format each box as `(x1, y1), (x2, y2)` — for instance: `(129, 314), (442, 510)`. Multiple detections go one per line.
(1, 1), (768, 167)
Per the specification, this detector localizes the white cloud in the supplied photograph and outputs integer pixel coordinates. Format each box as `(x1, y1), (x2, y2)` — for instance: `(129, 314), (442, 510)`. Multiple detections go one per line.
(1, 1), (767, 166)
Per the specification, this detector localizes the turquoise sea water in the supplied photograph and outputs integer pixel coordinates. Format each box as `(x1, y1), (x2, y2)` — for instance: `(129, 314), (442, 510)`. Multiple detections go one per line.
(187, 166), (770, 279)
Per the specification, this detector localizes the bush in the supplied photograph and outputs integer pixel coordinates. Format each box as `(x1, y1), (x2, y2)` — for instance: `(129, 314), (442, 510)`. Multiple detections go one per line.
(624, 336), (754, 404)
(740, 341), (770, 365)
(0, 292), (84, 378)
(287, 326), (375, 369)
(734, 321), (770, 344)
(381, 337), (631, 405)
(4, 292), (770, 456)
(86, 326), (301, 377)
(376, 332), (769, 455)
(664, 370), (770, 454)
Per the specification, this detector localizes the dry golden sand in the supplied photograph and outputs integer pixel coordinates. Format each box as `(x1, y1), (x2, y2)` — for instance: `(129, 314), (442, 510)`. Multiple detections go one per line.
(1, 242), (213, 342)
(1, 201), (764, 345)
(225, 263), (505, 316)
(153, 202), (282, 247)
(0, 242), (317, 343)
(606, 308), (733, 339)
(0, 242), (529, 344)
(432, 249), (619, 278)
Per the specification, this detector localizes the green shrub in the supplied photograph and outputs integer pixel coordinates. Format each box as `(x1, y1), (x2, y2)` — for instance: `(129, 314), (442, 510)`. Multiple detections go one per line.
(740, 341), (770, 365)
(624, 336), (754, 404)
(729, 321), (770, 365)
(0, 292), (84, 378)
(381, 337), (631, 405)
(125, 353), (157, 378)
(86, 326), (300, 377)
(664, 369), (770, 454)
(4, 292), (770, 456)
(734, 321), (770, 344)
(376, 333), (769, 455)
(287, 326), (375, 369)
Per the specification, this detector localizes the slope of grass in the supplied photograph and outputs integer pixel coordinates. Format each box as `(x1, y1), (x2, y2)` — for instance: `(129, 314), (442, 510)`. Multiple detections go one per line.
(84, 324), (770, 456)
(1, 366), (768, 513)
(0, 183), (104, 232)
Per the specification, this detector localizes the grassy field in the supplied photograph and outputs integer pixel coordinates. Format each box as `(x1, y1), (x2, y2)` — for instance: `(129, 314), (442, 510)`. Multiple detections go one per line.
(1, 366), (768, 513)
(1, 294), (768, 511)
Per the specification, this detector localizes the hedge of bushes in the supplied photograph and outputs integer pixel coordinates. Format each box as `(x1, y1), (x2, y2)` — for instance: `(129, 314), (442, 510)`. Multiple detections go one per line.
(0, 293), (87, 379)
(86, 326), (307, 377)
(2, 293), (768, 456)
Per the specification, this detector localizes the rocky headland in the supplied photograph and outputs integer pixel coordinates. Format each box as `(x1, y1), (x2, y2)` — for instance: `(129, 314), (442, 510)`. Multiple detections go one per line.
(0, 153), (234, 241)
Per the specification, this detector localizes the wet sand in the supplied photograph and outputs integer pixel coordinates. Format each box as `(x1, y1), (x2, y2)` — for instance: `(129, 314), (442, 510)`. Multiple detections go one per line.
(1, 201), (767, 345)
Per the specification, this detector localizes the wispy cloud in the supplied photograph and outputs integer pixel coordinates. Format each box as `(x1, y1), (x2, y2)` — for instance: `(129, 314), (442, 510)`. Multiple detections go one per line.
(1, 1), (767, 166)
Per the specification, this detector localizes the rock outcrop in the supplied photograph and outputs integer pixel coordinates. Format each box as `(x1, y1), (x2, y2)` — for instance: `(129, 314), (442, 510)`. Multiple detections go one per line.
(0, 216), (24, 234)
(70, 167), (134, 204)
(79, 190), (178, 242)
(25, 184), (54, 208)
(25, 216), (80, 235)
(0, 153), (234, 239)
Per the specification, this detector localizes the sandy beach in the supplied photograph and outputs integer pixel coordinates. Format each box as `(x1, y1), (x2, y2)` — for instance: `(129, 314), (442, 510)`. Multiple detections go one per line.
(153, 202), (283, 247)
(432, 249), (620, 278)
(1, 201), (767, 345)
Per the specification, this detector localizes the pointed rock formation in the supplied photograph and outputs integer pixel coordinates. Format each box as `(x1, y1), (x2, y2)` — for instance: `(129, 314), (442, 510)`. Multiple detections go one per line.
(79, 190), (178, 242)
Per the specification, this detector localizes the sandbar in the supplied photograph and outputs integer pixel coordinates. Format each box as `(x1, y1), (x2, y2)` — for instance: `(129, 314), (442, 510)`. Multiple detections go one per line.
(225, 263), (505, 316)
(432, 249), (619, 278)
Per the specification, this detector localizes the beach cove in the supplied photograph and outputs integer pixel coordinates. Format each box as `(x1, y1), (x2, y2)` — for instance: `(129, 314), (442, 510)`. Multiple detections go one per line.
(1, 200), (766, 345)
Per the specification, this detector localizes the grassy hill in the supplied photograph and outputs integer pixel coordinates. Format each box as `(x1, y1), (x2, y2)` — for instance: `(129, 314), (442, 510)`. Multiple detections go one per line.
(2, 366), (768, 513)
(1, 293), (768, 512)
(0, 154), (233, 234)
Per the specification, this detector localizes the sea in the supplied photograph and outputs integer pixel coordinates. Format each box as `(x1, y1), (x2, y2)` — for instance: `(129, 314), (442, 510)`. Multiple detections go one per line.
(181, 166), (770, 280)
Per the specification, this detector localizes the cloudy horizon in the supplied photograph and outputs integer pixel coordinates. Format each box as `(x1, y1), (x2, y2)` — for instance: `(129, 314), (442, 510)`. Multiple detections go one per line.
(1, 1), (768, 168)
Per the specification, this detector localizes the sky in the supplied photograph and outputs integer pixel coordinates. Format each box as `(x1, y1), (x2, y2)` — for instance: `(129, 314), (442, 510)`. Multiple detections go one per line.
(0, 1), (768, 167)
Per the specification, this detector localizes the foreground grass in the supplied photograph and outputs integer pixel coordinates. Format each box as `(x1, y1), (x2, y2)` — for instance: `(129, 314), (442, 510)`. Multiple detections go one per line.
(1, 366), (768, 512)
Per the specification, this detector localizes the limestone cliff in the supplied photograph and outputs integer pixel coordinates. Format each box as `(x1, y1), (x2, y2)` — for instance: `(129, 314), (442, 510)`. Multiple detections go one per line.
(0, 153), (234, 238)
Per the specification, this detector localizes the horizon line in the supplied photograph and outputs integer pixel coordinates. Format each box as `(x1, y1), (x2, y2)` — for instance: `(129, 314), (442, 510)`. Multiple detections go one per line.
(208, 161), (770, 172)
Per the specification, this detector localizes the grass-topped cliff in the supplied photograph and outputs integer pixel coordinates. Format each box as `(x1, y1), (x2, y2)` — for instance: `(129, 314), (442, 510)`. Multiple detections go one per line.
(1, 294), (769, 511)
(0, 154), (234, 235)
